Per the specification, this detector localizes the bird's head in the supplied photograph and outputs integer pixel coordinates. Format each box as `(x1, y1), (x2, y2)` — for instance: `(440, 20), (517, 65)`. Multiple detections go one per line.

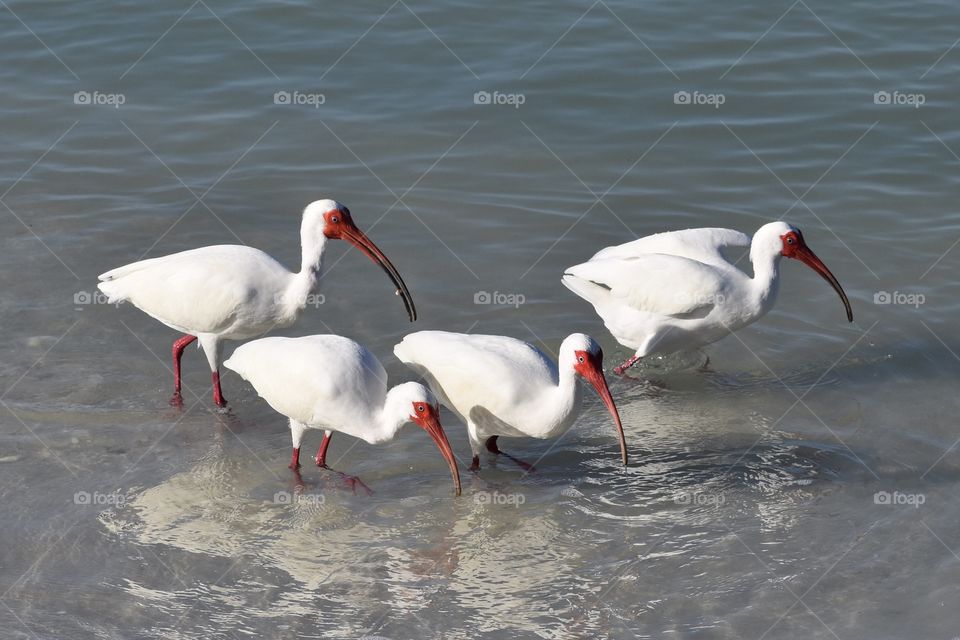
(388, 381), (461, 496)
(560, 333), (627, 465)
(301, 199), (417, 322)
(754, 221), (853, 322)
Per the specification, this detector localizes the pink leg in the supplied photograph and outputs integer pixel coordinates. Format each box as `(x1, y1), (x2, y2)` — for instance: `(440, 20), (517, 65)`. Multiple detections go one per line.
(211, 370), (227, 407)
(315, 432), (332, 467)
(289, 446), (301, 470)
(614, 354), (640, 376)
(170, 334), (197, 406)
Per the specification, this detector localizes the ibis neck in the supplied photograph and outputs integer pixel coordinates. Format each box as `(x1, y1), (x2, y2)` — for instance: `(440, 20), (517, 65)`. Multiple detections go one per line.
(368, 389), (415, 445)
(536, 362), (582, 438)
(749, 243), (782, 311)
(282, 231), (328, 318)
(300, 228), (328, 278)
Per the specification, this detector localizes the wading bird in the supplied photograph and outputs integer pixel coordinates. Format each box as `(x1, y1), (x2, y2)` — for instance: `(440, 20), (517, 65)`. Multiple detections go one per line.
(224, 334), (461, 496)
(561, 222), (853, 374)
(394, 331), (626, 471)
(98, 200), (416, 407)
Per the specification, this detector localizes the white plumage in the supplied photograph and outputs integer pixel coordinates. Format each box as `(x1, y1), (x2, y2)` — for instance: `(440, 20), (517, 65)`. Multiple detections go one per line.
(395, 331), (626, 470)
(562, 221), (853, 374)
(225, 334), (461, 495)
(98, 199), (416, 406)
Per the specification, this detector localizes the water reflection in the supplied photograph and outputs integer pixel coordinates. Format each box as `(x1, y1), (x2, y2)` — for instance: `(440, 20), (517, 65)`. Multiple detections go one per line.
(92, 395), (873, 637)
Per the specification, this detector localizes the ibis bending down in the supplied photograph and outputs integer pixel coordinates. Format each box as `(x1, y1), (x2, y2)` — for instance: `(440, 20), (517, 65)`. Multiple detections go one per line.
(97, 200), (416, 407)
(561, 222), (853, 374)
(394, 331), (626, 471)
(224, 335), (461, 496)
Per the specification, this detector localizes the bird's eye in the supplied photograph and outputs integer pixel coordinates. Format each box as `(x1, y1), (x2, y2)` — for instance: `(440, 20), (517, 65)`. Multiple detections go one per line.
(417, 404), (425, 412)
(787, 236), (795, 244)
(578, 356), (585, 363)
(331, 216), (339, 223)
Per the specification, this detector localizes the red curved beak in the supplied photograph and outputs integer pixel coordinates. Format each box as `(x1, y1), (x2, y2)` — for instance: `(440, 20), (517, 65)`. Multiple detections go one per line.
(791, 242), (853, 322)
(340, 224), (417, 322)
(582, 352), (628, 465)
(417, 407), (462, 496)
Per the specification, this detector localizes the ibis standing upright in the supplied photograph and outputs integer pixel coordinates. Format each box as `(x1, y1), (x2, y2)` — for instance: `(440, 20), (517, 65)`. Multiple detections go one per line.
(224, 334), (461, 496)
(97, 200), (416, 407)
(394, 331), (627, 471)
(561, 222), (853, 374)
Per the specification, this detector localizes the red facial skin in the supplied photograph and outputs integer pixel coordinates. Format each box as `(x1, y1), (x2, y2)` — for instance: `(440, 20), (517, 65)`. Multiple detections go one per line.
(322, 208), (417, 322)
(573, 348), (628, 465)
(410, 401), (462, 496)
(780, 230), (853, 322)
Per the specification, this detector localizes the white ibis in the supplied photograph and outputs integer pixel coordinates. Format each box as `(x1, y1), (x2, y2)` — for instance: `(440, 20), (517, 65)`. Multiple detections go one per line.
(97, 200), (415, 407)
(223, 334), (461, 496)
(561, 222), (854, 374)
(394, 331), (627, 471)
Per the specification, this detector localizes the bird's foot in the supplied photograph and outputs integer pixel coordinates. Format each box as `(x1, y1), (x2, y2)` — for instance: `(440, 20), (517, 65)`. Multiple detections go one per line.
(330, 469), (373, 496)
(290, 467), (306, 491)
(469, 455), (481, 472)
(169, 391), (184, 408)
(485, 437), (535, 473)
(502, 453), (536, 473)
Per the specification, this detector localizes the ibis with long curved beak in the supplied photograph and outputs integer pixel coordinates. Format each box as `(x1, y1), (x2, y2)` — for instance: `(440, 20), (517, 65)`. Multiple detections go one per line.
(561, 222), (853, 374)
(97, 200), (416, 407)
(224, 334), (461, 496)
(394, 332), (627, 471)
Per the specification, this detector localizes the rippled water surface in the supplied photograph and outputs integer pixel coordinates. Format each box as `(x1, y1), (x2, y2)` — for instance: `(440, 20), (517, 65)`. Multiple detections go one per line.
(2, 1), (960, 638)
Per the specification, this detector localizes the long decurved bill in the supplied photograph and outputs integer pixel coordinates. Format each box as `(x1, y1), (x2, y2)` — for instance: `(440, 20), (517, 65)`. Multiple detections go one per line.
(583, 351), (628, 465)
(793, 242), (853, 322)
(420, 408), (462, 496)
(341, 225), (417, 322)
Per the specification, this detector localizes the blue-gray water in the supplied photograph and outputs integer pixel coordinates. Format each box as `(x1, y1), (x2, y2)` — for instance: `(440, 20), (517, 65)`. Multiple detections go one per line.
(2, 1), (959, 638)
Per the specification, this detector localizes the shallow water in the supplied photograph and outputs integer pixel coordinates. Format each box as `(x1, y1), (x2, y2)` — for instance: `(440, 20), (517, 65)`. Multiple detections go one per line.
(2, 0), (960, 638)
